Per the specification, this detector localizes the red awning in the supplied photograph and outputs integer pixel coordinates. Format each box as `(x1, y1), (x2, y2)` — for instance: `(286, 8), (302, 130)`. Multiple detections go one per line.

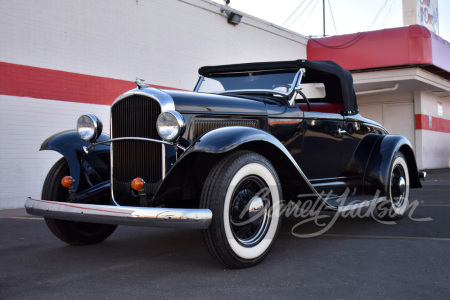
(307, 25), (450, 77)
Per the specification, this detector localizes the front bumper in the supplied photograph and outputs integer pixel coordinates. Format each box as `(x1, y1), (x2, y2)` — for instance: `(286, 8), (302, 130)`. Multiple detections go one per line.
(25, 198), (212, 229)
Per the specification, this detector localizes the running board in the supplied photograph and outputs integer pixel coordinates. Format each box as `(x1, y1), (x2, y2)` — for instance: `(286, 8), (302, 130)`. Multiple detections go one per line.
(321, 196), (386, 212)
(336, 197), (386, 212)
(25, 198), (212, 229)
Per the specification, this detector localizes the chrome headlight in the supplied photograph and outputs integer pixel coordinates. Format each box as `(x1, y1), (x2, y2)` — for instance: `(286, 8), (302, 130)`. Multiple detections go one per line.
(77, 114), (103, 142)
(156, 111), (185, 142)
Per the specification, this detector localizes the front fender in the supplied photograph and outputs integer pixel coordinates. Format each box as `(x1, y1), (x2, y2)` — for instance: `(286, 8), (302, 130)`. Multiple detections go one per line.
(364, 135), (421, 196)
(153, 127), (323, 207)
(41, 130), (111, 191)
(187, 126), (282, 154)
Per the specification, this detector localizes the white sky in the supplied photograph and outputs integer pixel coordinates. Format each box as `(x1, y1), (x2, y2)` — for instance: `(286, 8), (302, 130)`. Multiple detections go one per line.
(211, 0), (450, 42)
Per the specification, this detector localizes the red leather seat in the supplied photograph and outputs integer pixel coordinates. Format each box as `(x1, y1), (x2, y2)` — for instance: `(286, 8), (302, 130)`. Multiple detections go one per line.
(298, 102), (344, 114)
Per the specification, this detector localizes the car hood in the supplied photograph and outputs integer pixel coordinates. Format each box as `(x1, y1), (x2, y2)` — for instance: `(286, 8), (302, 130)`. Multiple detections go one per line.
(163, 90), (269, 116)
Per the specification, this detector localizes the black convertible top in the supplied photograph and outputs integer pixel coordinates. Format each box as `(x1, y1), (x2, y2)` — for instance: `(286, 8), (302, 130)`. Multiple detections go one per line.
(199, 60), (358, 115)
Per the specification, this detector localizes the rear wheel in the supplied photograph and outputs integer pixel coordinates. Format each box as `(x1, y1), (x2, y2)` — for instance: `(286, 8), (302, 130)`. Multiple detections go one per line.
(377, 152), (410, 220)
(201, 151), (282, 268)
(43, 158), (117, 245)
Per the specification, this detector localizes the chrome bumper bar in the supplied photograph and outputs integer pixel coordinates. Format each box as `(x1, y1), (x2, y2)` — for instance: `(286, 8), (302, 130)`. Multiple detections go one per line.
(25, 198), (212, 229)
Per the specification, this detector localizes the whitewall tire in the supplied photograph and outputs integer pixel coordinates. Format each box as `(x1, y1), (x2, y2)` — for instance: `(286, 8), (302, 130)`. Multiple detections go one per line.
(377, 152), (410, 220)
(201, 151), (282, 268)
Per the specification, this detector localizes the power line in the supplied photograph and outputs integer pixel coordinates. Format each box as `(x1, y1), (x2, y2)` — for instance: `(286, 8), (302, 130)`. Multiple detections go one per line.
(287, 0), (316, 28)
(310, 32), (366, 49)
(310, 0), (392, 50)
(327, 0), (337, 35)
(382, 0), (395, 28)
(282, 0), (307, 26)
(301, 0), (320, 28)
(367, 0), (390, 30)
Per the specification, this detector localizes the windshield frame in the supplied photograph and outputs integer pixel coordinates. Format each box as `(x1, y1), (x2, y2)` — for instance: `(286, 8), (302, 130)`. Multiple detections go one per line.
(193, 69), (303, 98)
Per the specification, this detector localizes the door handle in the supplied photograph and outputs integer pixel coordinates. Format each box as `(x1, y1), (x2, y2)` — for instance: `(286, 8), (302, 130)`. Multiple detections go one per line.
(334, 128), (347, 137)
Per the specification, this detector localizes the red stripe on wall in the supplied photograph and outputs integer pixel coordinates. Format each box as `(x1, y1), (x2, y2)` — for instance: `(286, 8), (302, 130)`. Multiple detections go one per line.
(415, 114), (450, 133)
(0, 62), (181, 105)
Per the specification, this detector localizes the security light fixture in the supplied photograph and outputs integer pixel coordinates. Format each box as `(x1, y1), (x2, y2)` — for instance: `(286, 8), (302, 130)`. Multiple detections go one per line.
(220, 7), (242, 25)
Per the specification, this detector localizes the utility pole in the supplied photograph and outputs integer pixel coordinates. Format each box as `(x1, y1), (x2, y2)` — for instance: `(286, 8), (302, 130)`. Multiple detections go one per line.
(323, 0), (326, 36)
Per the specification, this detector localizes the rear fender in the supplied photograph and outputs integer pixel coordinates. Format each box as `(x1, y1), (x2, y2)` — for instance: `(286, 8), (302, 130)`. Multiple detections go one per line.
(153, 126), (322, 206)
(342, 134), (383, 179)
(41, 130), (111, 191)
(363, 135), (421, 196)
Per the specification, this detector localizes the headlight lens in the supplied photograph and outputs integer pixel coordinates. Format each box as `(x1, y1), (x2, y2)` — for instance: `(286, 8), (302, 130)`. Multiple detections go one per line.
(156, 111), (185, 142)
(77, 114), (103, 142)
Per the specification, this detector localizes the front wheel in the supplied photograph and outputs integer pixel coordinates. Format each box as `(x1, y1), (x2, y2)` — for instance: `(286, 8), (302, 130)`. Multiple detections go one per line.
(377, 152), (410, 220)
(201, 151), (282, 268)
(42, 158), (117, 245)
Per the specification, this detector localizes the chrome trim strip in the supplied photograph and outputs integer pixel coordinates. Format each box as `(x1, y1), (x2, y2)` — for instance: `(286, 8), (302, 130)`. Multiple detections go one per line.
(112, 88), (175, 111)
(25, 198), (212, 229)
(303, 111), (344, 121)
(197, 69), (303, 98)
(193, 75), (204, 92)
(312, 181), (347, 189)
(215, 89), (289, 97)
(337, 197), (386, 212)
(110, 112), (117, 205)
(200, 68), (301, 76)
(162, 144), (166, 179)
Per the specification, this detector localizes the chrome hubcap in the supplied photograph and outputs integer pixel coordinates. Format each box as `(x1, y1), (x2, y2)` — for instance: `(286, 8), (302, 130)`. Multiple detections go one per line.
(391, 165), (407, 208)
(248, 196), (264, 225)
(229, 175), (272, 247)
(398, 176), (406, 195)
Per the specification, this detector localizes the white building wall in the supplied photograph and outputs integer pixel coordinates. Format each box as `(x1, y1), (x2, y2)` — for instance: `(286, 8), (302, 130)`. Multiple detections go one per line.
(0, 96), (111, 209)
(0, 0), (308, 209)
(414, 91), (450, 169)
(358, 92), (415, 152)
(0, 0), (307, 90)
(417, 131), (450, 169)
(358, 89), (450, 170)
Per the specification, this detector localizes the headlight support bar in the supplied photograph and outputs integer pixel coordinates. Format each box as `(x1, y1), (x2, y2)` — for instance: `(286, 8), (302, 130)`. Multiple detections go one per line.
(83, 137), (187, 154)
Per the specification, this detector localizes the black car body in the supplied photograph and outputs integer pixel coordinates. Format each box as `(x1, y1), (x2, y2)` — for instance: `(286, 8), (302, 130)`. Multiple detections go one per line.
(26, 60), (424, 268)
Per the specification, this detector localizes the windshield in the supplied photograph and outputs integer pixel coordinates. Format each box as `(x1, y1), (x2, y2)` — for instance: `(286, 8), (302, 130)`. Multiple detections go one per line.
(197, 70), (298, 94)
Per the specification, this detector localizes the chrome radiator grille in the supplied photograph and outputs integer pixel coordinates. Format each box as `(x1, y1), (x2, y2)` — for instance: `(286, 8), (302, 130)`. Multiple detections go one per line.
(111, 95), (162, 206)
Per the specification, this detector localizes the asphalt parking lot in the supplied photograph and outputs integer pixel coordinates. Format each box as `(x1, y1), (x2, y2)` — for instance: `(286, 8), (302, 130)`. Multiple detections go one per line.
(1, 169), (449, 299)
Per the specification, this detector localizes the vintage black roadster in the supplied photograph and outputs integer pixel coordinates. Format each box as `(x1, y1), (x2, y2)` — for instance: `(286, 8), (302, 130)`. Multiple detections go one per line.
(26, 60), (424, 268)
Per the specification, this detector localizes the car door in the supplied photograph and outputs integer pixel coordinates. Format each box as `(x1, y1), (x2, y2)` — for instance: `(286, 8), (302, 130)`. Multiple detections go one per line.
(299, 111), (345, 180)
